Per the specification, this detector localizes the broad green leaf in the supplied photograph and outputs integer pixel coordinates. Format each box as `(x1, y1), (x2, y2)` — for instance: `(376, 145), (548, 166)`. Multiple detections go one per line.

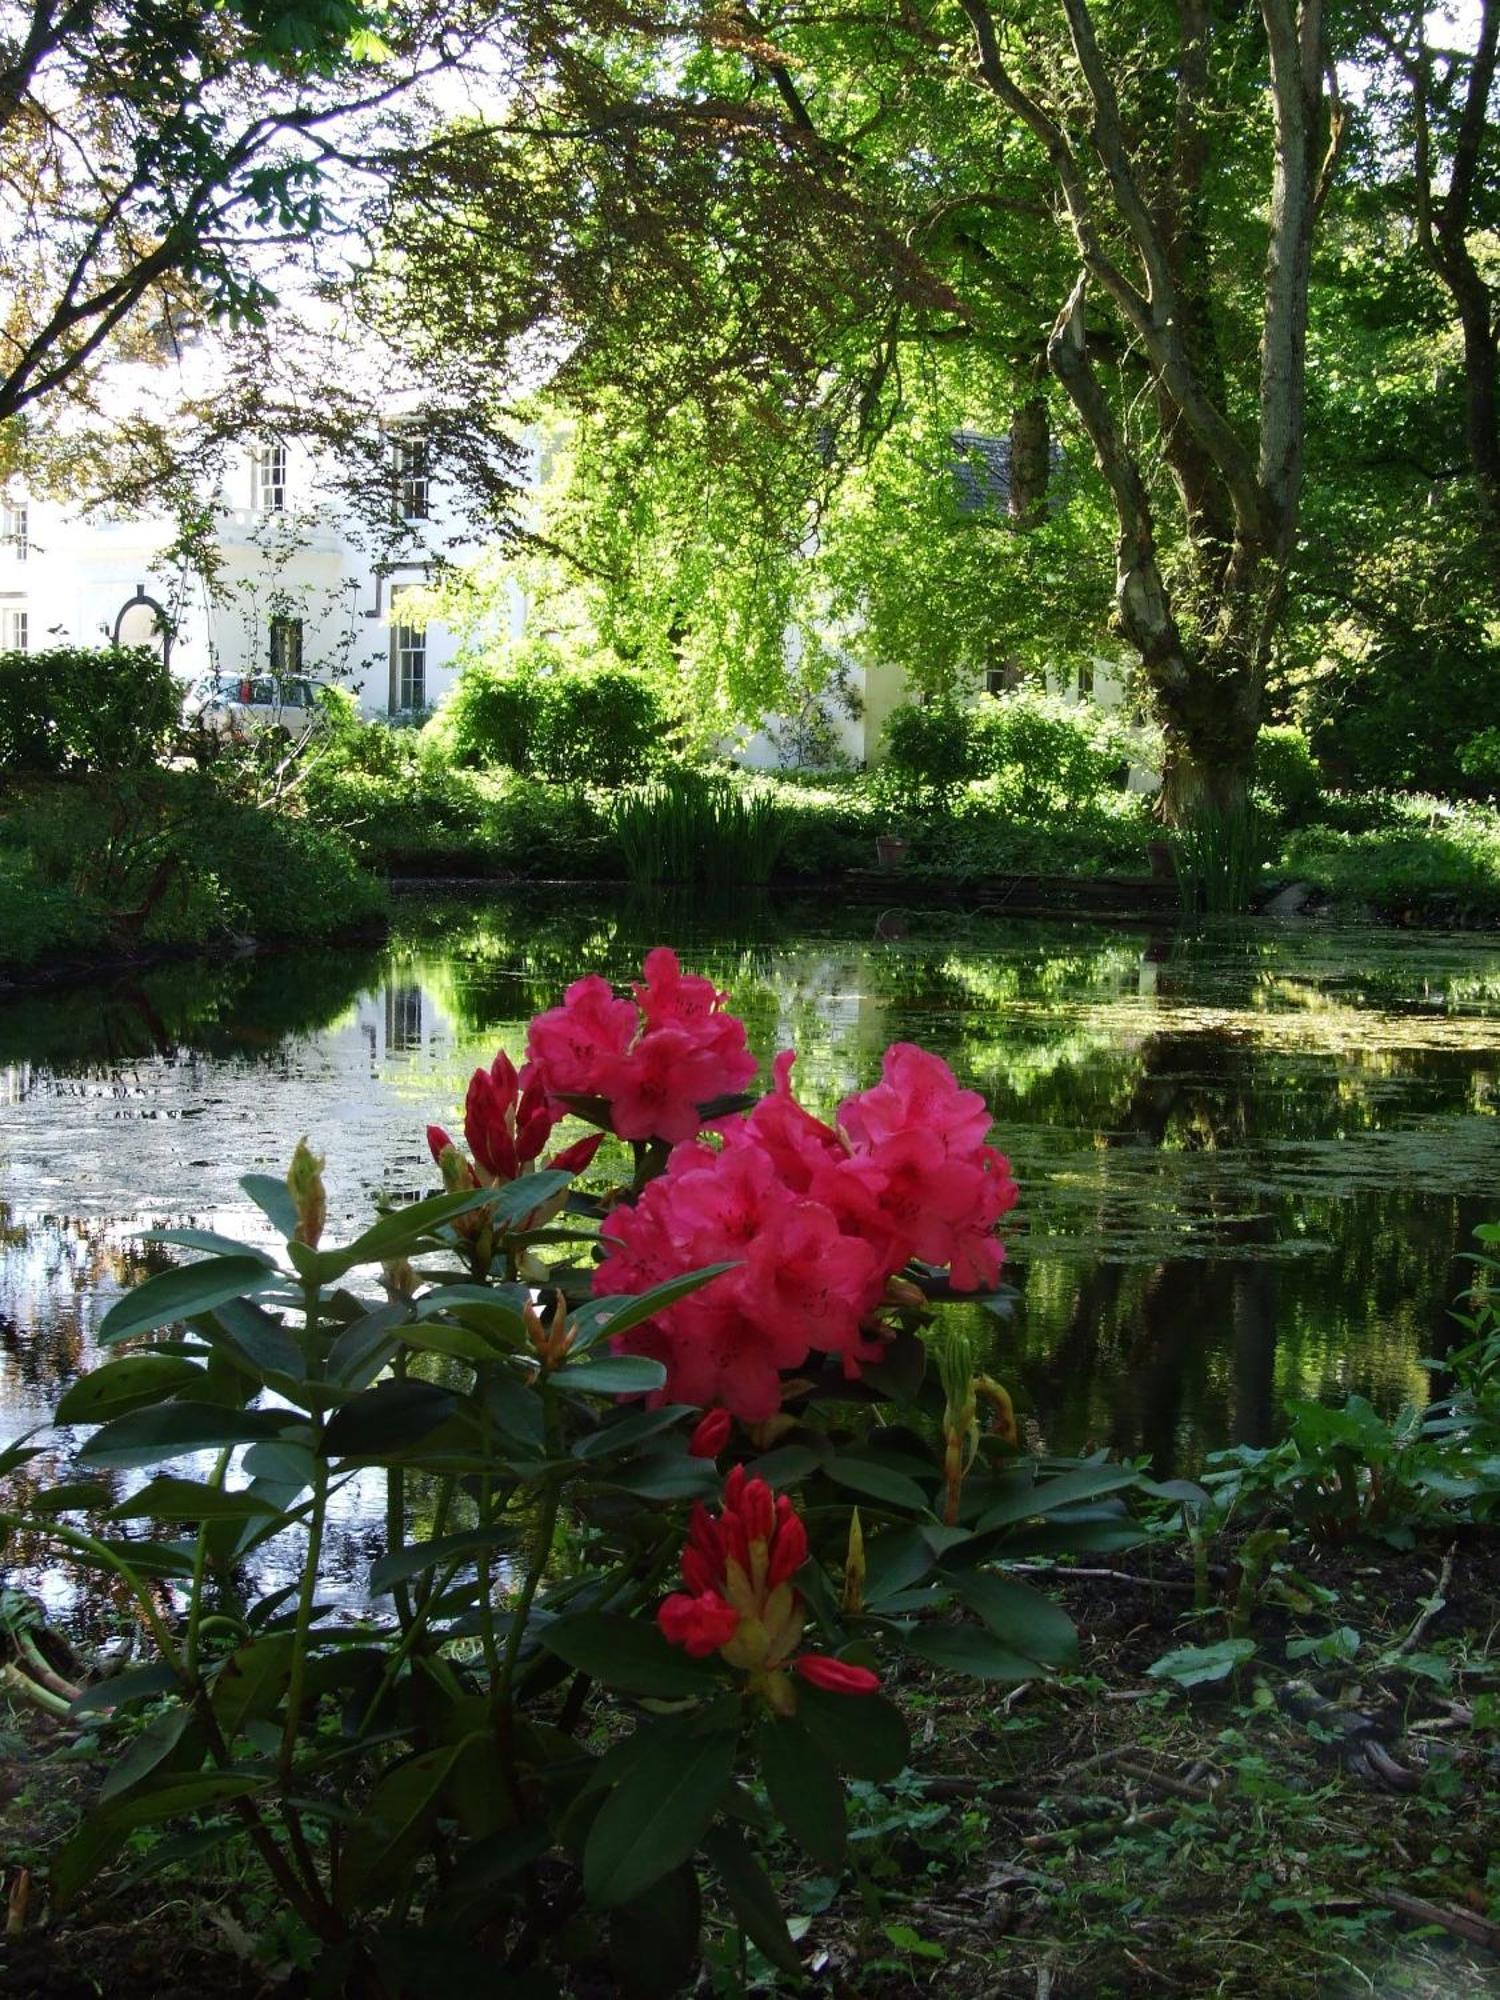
(826, 1456), (932, 1513)
(341, 1739), (468, 1907)
(240, 1173), (300, 1238)
(863, 1528), (938, 1605)
(55, 1353), (205, 1425)
(320, 1380), (458, 1458)
(316, 1175), (573, 1282)
(976, 1464), (1140, 1532)
(757, 1715), (846, 1868)
(144, 1228), (275, 1267)
(70, 1662), (181, 1715)
(51, 1770), (271, 1908)
(100, 1702), (197, 1803)
(604, 1453), (720, 1501)
(212, 1633), (297, 1737)
(609, 1862), (702, 1999)
(795, 1683), (909, 1780)
(557, 1354), (668, 1396)
(900, 1621), (1040, 1681)
(701, 1823), (803, 1976)
(747, 1443), (824, 1488)
(584, 1726), (736, 1907)
(539, 1615), (722, 1697)
(947, 1570), (1078, 1668)
(203, 1297), (304, 1382)
(31, 1481), (113, 1515)
(568, 1264), (739, 1350)
(481, 1367), (546, 1454)
(108, 1477), (282, 1523)
(79, 1400), (295, 1470)
(326, 1300), (411, 1388)
(1147, 1639), (1255, 1688)
(370, 1527), (514, 1596)
(572, 1406), (697, 1461)
(99, 1256), (281, 1347)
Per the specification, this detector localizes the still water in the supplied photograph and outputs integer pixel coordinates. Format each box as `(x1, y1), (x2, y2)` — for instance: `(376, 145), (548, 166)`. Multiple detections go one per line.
(2, 890), (1498, 1608)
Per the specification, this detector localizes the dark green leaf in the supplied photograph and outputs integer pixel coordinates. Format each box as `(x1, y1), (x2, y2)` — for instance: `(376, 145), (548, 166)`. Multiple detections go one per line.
(758, 1716), (846, 1867)
(211, 1633), (297, 1737)
(947, 1571), (1078, 1668)
(900, 1622), (1040, 1681)
(70, 1662), (181, 1715)
(976, 1464), (1139, 1532)
(605, 1453), (720, 1501)
(326, 1300), (410, 1388)
(240, 1172), (300, 1238)
(30, 1481), (112, 1515)
(609, 1862), (702, 1998)
(540, 1615), (721, 1697)
(863, 1528), (938, 1605)
(100, 1702), (196, 1803)
(1147, 1639), (1255, 1688)
(79, 1401), (295, 1470)
(109, 1477), (282, 1523)
(99, 1257), (280, 1347)
(701, 1823), (803, 1977)
(144, 1228), (275, 1267)
(795, 1683), (909, 1780)
(51, 1771), (271, 1909)
(570, 1264), (739, 1350)
(55, 1354), (205, 1425)
(320, 1380), (458, 1458)
(341, 1739), (468, 1907)
(370, 1527), (513, 1596)
(746, 1443), (824, 1488)
(584, 1726), (735, 1907)
(572, 1406), (697, 1461)
(558, 1354), (668, 1396)
(826, 1456), (932, 1513)
(204, 1297), (304, 1381)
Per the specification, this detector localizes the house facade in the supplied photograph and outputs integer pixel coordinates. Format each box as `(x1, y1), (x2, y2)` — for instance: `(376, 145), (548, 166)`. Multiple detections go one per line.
(1, 423), (477, 720)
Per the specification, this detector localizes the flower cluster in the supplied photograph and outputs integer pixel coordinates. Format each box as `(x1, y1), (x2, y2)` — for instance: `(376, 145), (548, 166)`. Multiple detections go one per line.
(658, 1468), (879, 1710)
(521, 949), (757, 1144)
(597, 1043), (1018, 1420)
(427, 1049), (602, 1195)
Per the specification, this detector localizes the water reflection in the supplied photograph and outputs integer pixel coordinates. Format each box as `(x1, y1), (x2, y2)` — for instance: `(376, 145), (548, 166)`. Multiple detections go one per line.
(1, 893), (1497, 1549)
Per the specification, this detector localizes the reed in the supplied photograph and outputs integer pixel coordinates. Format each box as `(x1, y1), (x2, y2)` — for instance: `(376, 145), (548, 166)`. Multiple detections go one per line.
(1169, 795), (1267, 915)
(612, 773), (790, 886)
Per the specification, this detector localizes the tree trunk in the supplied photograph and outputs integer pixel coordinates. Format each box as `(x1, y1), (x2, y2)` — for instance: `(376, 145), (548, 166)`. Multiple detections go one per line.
(1007, 395), (1050, 528)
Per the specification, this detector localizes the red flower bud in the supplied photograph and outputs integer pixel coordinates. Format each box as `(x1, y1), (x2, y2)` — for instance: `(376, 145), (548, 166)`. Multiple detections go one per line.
(658, 1589), (741, 1657)
(549, 1131), (605, 1176)
(427, 1124), (455, 1166)
(689, 1409), (733, 1459)
(793, 1654), (880, 1696)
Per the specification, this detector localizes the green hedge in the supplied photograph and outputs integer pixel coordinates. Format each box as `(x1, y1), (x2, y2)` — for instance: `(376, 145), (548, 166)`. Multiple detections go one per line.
(0, 645), (180, 775)
(444, 664), (671, 783)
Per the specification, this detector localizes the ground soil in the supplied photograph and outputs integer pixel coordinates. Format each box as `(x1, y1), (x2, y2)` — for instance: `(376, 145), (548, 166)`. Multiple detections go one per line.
(1, 1528), (1497, 1999)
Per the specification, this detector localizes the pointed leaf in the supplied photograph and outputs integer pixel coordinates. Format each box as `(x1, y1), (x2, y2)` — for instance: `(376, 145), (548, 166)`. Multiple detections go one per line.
(320, 1380), (458, 1458)
(109, 1477), (282, 1523)
(947, 1570), (1078, 1668)
(758, 1716), (846, 1868)
(540, 1615), (721, 1697)
(79, 1401), (295, 1469)
(241, 1172), (300, 1238)
(584, 1727), (735, 1907)
(794, 1683), (908, 1780)
(976, 1464), (1139, 1532)
(701, 1823), (803, 1976)
(99, 1257), (281, 1347)
(55, 1354), (204, 1424)
(558, 1355), (668, 1396)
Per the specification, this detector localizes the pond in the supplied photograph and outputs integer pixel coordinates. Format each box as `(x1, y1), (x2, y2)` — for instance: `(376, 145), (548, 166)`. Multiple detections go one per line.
(3, 889), (1498, 1615)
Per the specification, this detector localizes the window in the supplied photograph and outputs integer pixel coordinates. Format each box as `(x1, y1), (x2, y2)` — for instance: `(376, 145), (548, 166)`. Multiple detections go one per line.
(394, 438), (430, 521)
(269, 614), (304, 677)
(1, 504), (27, 560)
(0, 607), (26, 651)
(384, 983), (423, 1052)
(985, 659), (1024, 698)
(254, 443), (287, 513)
(393, 617), (426, 712)
(1077, 659), (1095, 699)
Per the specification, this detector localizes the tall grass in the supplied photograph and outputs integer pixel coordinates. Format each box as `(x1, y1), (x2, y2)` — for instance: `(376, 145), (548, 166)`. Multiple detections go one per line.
(1169, 797), (1267, 915)
(612, 773), (790, 886)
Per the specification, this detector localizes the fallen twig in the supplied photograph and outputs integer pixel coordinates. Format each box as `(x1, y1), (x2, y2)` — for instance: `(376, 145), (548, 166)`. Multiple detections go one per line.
(1394, 1546), (1456, 1657)
(1114, 1757), (1220, 1804)
(1022, 1805), (1177, 1853)
(1377, 1888), (1500, 1955)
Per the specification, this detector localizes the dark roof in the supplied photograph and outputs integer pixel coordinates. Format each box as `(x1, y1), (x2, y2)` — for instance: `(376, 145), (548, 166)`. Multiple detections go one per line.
(951, 430), (1012, 514)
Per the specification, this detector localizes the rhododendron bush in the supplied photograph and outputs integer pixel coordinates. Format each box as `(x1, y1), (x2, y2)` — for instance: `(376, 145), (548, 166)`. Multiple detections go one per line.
(3, 948), (1142, 1994)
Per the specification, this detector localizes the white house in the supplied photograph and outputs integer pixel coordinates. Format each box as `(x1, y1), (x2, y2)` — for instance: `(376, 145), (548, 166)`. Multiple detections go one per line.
(1, 346), (484, 719)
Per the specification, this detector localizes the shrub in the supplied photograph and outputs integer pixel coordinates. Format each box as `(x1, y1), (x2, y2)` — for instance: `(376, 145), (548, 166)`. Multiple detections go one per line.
(882, 700), (976, 791)
(444, 662), (671, 783)
(3, 958), (1137, 1988)
(444, 662), (537, 770)
(1252, 724), (1322, 825)
(0, 645), (180, 776)
(969, 689), (1139, 817)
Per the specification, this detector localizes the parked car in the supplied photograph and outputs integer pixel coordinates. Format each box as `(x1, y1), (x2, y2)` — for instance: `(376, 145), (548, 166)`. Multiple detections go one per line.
(185, 674), (327, 740)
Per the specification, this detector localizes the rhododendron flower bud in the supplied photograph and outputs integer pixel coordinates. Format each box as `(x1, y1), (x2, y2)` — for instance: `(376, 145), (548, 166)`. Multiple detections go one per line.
(426, 1123), (455, 1168)
(689, 1409), (733, 1458)
(381, 1256), (417, 1300)
(792, 1655), (880, 1696)
(548, 1131), (604, 1176)
(433, 1139), (478, 1196)
(524, 1291), (573, 1369)
(658, 1589), (741, 1657)
(287, 1138), (326, 1249)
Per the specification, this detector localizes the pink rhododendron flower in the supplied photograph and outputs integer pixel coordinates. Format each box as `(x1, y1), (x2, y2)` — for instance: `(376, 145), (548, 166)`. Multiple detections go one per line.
(839, 1043), (992, 1159)
(658, 1471), (878, 1711)
(523, 950), (756, 1143)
